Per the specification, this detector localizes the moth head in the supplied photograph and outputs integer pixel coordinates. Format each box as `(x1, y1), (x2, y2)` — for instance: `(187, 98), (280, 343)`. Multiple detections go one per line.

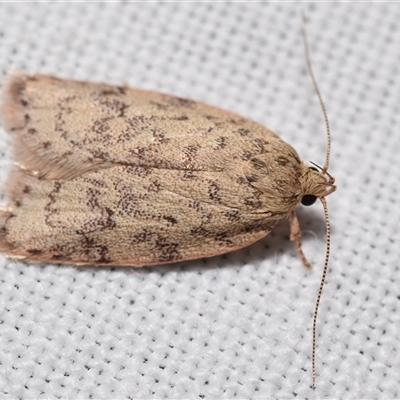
(301, 164), (336, 206)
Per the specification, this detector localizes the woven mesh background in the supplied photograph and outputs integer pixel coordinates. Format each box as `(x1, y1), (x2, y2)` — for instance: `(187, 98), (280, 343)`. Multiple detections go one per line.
(0, 2), (399, 399)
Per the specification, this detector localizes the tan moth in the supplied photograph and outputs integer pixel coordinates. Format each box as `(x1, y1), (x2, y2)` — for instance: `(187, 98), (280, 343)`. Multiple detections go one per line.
(0, 17), (335, 387)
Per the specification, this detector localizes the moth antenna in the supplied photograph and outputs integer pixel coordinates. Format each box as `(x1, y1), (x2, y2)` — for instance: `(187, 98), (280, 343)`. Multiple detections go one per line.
(311, 196), (331, 389)
(301, 12), (331, 172)
(302, 13), (333, 389)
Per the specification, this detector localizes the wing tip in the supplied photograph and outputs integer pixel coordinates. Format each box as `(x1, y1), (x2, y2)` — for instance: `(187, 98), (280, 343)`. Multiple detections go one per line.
(0, 210), (12, 253)
(1, 71), (31, 132)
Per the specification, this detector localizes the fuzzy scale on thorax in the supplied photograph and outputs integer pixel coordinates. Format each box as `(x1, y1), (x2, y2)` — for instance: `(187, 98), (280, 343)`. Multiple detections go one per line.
(0, 74), (307, 265)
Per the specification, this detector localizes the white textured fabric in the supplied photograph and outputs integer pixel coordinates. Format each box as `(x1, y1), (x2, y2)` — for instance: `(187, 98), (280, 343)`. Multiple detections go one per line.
(0, 2), (399, 399)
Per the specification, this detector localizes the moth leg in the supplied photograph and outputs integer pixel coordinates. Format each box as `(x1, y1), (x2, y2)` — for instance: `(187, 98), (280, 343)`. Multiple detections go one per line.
(289, 210), (313, 270)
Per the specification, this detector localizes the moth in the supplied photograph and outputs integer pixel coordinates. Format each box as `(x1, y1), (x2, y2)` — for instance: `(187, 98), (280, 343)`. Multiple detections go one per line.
(0, 18), (335, 388)
(0, 72), (335, 266)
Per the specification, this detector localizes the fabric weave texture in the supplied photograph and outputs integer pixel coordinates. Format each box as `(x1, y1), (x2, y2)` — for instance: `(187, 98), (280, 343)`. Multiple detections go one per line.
(0, 3), (399, 399)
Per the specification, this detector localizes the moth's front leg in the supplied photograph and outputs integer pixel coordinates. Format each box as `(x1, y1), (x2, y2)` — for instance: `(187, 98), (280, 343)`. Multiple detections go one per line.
(290, 210), (313, 270)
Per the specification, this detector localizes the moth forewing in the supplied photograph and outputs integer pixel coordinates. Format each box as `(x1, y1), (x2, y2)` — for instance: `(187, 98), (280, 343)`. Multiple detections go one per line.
(0, 72), (312, 266)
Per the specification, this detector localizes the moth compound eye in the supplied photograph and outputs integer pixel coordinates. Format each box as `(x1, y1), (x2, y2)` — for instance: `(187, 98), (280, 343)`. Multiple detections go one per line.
(310, 166), (319, 172)
(301, 194), (317, 206)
